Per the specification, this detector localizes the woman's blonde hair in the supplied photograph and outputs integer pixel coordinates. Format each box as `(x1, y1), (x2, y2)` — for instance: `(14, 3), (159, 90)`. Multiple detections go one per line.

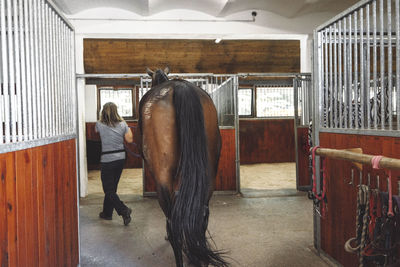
(100, 102), (123, 127)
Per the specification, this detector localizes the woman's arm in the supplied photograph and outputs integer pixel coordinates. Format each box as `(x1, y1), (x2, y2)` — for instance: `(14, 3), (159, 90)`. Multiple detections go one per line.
(124, 128), (133, 143)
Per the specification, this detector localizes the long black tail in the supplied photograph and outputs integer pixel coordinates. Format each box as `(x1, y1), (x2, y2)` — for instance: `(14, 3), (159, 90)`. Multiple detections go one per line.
(170, 81), (228, 267)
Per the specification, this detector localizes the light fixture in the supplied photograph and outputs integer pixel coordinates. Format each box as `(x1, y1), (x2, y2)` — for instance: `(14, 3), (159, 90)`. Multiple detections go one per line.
(215, 38), (222, 44)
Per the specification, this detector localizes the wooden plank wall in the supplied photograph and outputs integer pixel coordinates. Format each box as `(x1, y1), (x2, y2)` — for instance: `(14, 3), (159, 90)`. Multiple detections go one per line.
(86, 122), (142, 169)
(0, 139), (78, 267)
(239, 119), (295, 164)
(297, 126), (311, 188)
(319, 133), (400, 267)
(143, 128), (236, 193)
(84, 39), (300, 74)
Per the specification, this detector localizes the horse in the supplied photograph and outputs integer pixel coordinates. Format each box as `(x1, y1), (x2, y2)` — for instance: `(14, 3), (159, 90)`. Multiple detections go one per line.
(135, 67), (228, 267)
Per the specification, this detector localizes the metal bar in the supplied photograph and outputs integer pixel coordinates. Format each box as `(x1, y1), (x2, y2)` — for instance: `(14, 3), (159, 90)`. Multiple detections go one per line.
(44, 2), (51, 137)
(324, 29), (329, 127)
(343, 17), (348, 128)
(387, 0), (392, 130)
(338, 20), (343, 128)
(34, 0), (42, 139)
(329, 26), (333, 127)
(8, 0), (16, 143)
(380, 0), (385, 129)
(0, 134), (76, 153)
(360, 8), (365, 129)
(3, 0), (12, 143)
(25, 0), (33, 140)
(66, 28), (71, 134)
(55, 14), (60, 135)
(14, 0), (22, 141)
(333, 23), (338, 128)
(366, 4), (371, 129)
(30, 0), (38, 139)
(38, 0), (45, 138)
(373, 1), (378, 129)
(314, 147), (400, 170)
(349, 14), (353, 128)
(319, 127), (400, 137)
(19, 0), (28, 141)
(45, 0), (74, 30)
(397, 0), (400, 130)
(354, 11), (359, 129)
(61, 22), (66, 135)
(50, 9), (56, 136)
(316, 0), (373, 31)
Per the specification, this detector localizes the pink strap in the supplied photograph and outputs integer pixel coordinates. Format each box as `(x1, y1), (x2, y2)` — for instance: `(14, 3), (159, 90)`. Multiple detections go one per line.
(371, 155), (384, 169)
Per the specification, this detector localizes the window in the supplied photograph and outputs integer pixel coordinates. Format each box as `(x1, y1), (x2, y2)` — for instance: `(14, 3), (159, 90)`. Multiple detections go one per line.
(256, 86), (294, 117)
(238, 84), (295, 118)
(98, 86), (135, 119)
(238, 88), (253, 116)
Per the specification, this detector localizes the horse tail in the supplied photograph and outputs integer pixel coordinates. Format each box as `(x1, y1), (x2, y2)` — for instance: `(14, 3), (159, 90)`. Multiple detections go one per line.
(170, 81), (228, 267)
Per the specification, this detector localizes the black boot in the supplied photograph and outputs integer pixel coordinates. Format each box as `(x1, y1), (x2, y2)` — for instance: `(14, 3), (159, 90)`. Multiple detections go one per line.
(99, 212), (112, 220)
(122, 208), (132, 226)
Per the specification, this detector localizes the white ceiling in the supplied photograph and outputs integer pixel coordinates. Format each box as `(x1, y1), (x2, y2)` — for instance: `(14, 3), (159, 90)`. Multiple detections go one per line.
(53, 0), (359, 19)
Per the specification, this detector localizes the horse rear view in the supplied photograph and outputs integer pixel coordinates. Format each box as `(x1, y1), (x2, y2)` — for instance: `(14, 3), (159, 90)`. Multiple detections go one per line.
(137, 67), (228, 267)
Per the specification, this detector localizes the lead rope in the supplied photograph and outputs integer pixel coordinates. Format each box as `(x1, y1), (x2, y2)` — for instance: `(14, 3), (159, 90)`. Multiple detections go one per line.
(311, 146), (327, 217)
(344, 184), (370, 267)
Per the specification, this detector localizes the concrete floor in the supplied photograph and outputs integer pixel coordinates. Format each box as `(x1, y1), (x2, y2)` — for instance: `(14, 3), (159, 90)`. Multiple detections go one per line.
(80, 164), (331, 267)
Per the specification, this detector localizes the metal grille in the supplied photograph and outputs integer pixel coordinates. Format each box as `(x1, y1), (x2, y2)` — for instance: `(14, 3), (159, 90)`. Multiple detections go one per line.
(314, 0), (400, 135)
(139, 74), (237, 127)
(294, 76), (313, 126)
(255, 85), (294, 117)
(0, 0), (75, 152)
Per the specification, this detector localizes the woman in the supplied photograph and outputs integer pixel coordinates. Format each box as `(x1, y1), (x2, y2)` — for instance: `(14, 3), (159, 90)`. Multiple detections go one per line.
(95, 102), (133, 226)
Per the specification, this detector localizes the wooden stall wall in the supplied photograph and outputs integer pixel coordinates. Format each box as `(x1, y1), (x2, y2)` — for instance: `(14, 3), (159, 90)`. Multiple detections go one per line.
(0, 139), (78, 267)
(84, 39), (300, 74)
(239, 119), (295, 164)
(297, 126), (311, 188)
(319, 133), (400, 267)
(86, 122), (142, 169)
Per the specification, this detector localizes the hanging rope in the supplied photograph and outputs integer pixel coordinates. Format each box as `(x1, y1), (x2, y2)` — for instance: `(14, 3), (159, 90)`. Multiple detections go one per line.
(311, 146), (327, 217)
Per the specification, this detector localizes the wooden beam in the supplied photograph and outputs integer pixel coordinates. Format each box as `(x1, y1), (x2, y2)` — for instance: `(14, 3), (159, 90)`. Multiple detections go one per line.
(315, 147), (400, 170)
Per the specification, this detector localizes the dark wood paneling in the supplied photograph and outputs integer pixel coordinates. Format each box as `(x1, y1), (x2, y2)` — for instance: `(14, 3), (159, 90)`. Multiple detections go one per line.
(5, 153), (17, 266)
(239, 119), (295, 164)
(86, 122), (142, 169)
(144, 128), (237, 193)
(297, 126), (310, 188)
(84, 39), (300, 74)
(319, 133), (400, 267)
(0, 139), (79, 267)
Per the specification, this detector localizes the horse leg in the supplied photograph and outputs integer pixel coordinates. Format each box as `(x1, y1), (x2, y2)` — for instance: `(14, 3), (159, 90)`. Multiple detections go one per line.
(157, 184), (183, 267)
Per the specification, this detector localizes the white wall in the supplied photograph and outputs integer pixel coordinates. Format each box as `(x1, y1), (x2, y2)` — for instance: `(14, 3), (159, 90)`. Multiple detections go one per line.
(85, 85), (97, 122)
(73, 8), (325, 196)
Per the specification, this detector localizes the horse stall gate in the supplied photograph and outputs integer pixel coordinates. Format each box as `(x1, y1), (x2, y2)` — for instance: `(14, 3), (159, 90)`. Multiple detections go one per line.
(313, 0), (400, 265)
(139, 74), (239, 196)
(293, 75), (313, 191)
(0, 0), (79, 266)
